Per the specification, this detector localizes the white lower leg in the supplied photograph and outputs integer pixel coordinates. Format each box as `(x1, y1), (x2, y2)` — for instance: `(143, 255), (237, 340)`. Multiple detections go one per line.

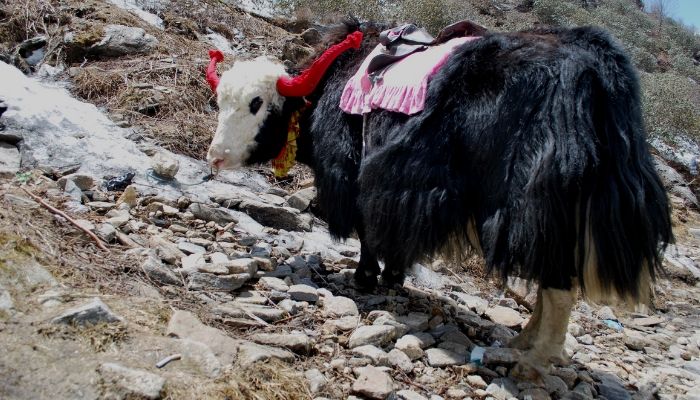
(509, 286), (543, 350)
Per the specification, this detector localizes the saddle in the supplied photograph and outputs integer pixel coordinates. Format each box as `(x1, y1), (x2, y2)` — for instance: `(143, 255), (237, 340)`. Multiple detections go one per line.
(367, 20), (488, 74)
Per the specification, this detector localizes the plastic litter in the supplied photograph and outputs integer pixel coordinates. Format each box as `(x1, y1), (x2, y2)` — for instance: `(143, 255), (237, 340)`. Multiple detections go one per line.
(469, 345), (485, 365)
(105, 172), (135, 191)
(603, 319), (624, 332)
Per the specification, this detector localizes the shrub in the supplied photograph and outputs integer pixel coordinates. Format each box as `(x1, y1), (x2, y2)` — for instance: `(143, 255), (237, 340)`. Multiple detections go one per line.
(641, 72), (700, 141)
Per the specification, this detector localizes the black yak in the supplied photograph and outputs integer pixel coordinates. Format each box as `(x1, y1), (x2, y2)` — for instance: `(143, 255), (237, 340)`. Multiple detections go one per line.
(205, 20), (672, 379)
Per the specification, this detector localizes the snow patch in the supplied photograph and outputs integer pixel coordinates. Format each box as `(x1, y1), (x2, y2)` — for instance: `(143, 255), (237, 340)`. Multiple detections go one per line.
(108, 0), (164, 29)
(234, 0), (281, 19)
(205, 32), (236, 55)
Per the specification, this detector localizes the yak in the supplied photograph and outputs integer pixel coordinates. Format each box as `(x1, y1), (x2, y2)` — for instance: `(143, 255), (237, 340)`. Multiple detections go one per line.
(205, 20), (672, 379)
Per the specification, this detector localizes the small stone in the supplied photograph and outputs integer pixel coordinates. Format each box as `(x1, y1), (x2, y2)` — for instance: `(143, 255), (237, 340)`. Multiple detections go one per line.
(288, 284), (319, 302)
(278, 299), (304, 315)
(98, 363), (165, 400)
(353, 345), (390, 366)
(58, 173), (95, 191)
(197, 263), (230, 275)
(425, 348), (466, 367)
(440, 330), (474, 349)
(116, 185), (138, 208)
(305, 368), (327, 394)
(388, 348), (413, 373)
(221, 258), (259, 275)
(568, 323), (585, 337)
(486, 378), (519, 400)
(543, 375), (568, 397)
(259, 276), (289, 292)
(0, 143), (20, 178)
(322, 295), (359, 317)
(287, 187), (316, 211)
(323, 316), (359, 332)
(352, 365), (394, 399)
(518, 388), (551, 400)
(149, 236), (186, 265)
(485, 305), (524, 328)
(466, 374), (487, 389)
(152, 152), (179, 179)
(188, 203), (237, 225)
(578, 334), (594, 345)
(237, 342), (295, 366)
(596, 306), (617, 321)
(141, 255), (181, 286)
(349, 325), (396, 348)
(187, 272), (249, 291)
(397, 389), (429, 400)
(252, 332), (312, 354)
(624, 331), (650, 351)
(95, 223), (117, 242)
(453, 292), (489, 315)
(596, 374), (631, 400)
(552, 367), (578, 389)
(397, 312), (431, 332)
(74, 219), (96, 232)
(52, 298), (122, 325)
(177, 241), (206, 255)
(482, 347), (520, 366)
(395, 334), (429, 360)
(0, 283), (14, 312)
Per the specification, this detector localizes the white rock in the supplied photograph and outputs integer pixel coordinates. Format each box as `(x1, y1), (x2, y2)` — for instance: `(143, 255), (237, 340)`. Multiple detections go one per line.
(349, 325), (396, 348)
(394, 335), (427, 360)
(259, 276), (289, 292)
(51, 297), (122, 325)
(453, 292), (488, 315)
(0, 142), (20, 178)
(237, 342), (295, 366)
(152, 151), (179, 179)
(388, 349), (413, 373)
(353, 345), (390, 366)
(352, 366), (394, 399)
(305, 368), (327, 394)
(322, 295), (359, 317)
(425, 348), (466, 367)
(98, 363), (164, 399)
(252, 333), (311, 354)
(484, 305), (524, 328)
(397, 390), (428, 400)
(288, 284), (319, 302)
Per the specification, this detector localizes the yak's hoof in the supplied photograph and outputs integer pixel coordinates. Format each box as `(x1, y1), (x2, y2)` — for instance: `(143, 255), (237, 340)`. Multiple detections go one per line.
(353, 270), (379, 292)
(510, 358), (547, 385)
(380, 269), (405, 288)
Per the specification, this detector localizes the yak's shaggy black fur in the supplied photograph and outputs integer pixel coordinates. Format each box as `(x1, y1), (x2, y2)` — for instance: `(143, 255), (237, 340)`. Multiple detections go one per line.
(282, 22), (673, 297)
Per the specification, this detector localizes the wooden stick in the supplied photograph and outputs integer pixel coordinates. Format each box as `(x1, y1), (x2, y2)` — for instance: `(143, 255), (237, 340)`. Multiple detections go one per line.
(21, 188), (109, 252)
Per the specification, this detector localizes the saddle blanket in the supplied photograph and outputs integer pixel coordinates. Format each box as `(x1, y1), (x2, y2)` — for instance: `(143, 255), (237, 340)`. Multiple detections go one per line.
(340, 36), (480, 115)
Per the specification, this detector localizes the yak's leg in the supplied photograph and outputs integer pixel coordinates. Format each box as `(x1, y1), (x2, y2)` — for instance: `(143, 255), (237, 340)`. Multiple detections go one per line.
(509, 286), (543, 350)
(353, 240), (381, 290)
(511, 288), (575, 382)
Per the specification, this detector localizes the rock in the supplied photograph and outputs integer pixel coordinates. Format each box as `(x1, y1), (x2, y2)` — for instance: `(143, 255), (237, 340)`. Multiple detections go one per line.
(425, 348), (467, 367)
(397, 312), (431, 332)
(237, 199), (312, 231)
(180, 253), (206, 272)
(453, 292), (489, 315)
(57, 173), (95, 191)
(222, 258), (259, 275)
(167, 310), (239, 364)
(596, 374), (631, 400)
(353, 345), (390, 366)
(237, 341), (295, 366)
(482, 347), (520, 366)
(352, 366), (394, 399)
(543, 375), (568, 397)
(87, 24), (158, 58)
(305, 368), (327, 394)
(388, 348), (413, 373)
(485, 305), (524, 328)
(519, 388), (551, 400)
(117, 185), (138, 208)
(597, 306), (617, 321)
(322, 295), (359, 317)
(0, 142), (20, 178)
(96, 223), (117, 242)
(395, 334), (430, 360)
(151, 151), (179, 179)
(52, 298), (122, 325)
(287, 187), (316, 211)
(97, 363), (165, 399)
(251, 242), (272, 258)
(252, 333), (312, 354)
(578, 334), (594, 345)
(397, 390), (429, 400)
(631, 316), (665, 327)
(259, 276), (289, 292)
(486, 378), (519, 400)
(624, 330), (650, 351)
(440, 330), (474, 349)
(149, 236), (186, 265)
(568, 323), (585, 337)
(288, 284), (319, 302)
(87, 201), (116, 213)
(300, 28), (322, 46)
(373, 314), (411, 337)
(177, 241), (206, 255)
(187, 203), (237, 225)
(323, 316), (360, 332)
(141, 254), (181, 286)
(349, 325), (396, 348)
(0, 283), (14, 312)
(467, 374), (487, 389)
(572, 382), (595, 399)
(552, 368), (578, 389)
(187, 272), (249, 291)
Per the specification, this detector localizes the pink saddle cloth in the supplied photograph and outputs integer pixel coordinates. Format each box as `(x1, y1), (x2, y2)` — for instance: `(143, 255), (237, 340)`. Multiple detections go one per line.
(340, 36), (480, 115)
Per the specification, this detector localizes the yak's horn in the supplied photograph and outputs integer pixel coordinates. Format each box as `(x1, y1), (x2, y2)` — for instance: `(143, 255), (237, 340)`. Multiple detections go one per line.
(207, 49), (224, 92)
(276, 31), (363, 97)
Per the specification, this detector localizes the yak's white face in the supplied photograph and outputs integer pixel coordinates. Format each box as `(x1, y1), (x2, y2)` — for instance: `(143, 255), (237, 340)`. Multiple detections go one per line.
(207, 57), (287, 170)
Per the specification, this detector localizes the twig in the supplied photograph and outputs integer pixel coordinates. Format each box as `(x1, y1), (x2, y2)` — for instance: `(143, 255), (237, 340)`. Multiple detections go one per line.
(156, 354), (182, 368)
(22, 188), (109, 252)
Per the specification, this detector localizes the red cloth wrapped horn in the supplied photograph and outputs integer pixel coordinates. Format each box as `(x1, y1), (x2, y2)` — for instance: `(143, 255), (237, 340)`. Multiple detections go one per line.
(207, 49), (224, 92)
(276, 31), (363, 97)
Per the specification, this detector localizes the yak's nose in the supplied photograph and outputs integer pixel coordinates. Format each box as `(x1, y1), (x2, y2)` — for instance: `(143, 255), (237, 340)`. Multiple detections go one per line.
(207, 147), (231, 171)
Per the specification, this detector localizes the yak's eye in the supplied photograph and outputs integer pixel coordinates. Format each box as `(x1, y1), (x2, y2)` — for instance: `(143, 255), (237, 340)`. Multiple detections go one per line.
(249, 96), (263, 114)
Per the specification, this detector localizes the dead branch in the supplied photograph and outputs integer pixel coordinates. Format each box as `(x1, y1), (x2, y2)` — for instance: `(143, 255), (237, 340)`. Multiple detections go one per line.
(21, 188), (110, 252)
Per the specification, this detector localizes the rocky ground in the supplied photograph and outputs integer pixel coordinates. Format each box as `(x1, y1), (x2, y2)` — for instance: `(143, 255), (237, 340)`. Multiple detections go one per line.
(1, 1), (700, 400)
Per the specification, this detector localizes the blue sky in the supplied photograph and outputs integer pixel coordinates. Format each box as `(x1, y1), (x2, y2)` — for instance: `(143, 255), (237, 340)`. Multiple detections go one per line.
(643, 0), (700, 31)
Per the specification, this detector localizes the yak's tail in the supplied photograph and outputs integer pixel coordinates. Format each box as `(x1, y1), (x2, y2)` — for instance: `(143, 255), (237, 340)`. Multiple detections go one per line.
(576, 29), (673, 304)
